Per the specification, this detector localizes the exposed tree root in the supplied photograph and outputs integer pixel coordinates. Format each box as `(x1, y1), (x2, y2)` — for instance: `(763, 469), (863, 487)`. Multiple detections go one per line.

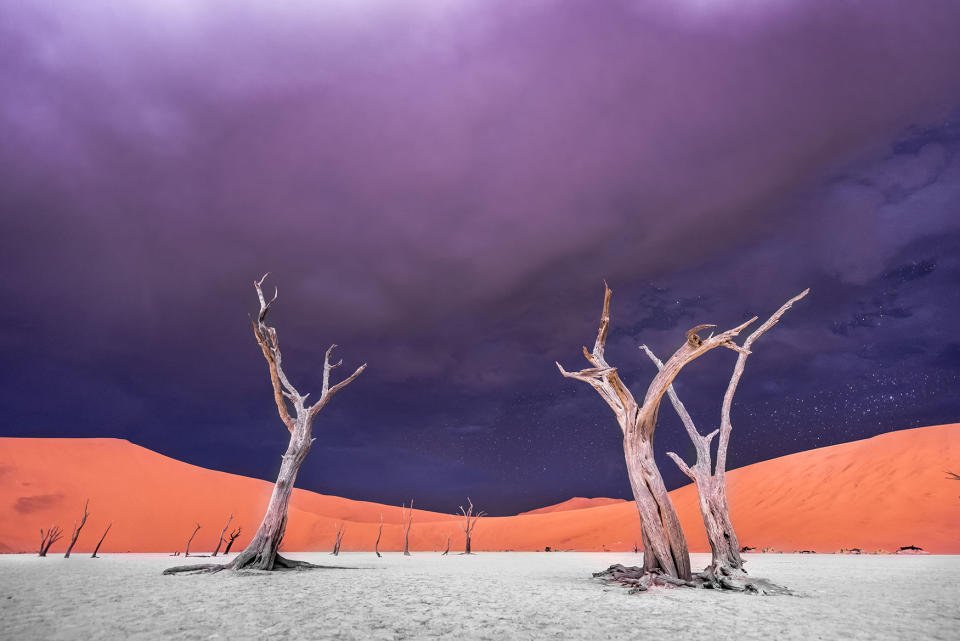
(163, 554), (345, 575)
(594, 564), (790, 595)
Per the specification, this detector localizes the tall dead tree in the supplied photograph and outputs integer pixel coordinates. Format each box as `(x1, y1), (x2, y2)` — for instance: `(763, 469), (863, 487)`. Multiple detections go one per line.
(459, 498), (485, 554)
(39, 526), (63, 556)
(558, 283), (757, 582)
(91, 523), (112, 558)
(223, 527), (241, 555)
(331, 523), (346, 556)
(211, 514), (233, 557)
(63, 499), (89, 558)
(184, 523), (201, 557)
(165, 274), (365, 575)
(442, 535), (451, 556)
(640, 289), (807, 593)
(401, 501), (413, 556)
(375, 513), (383, 558)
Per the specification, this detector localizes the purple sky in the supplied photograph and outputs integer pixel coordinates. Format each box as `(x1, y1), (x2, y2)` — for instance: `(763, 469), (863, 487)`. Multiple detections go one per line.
(2, 0), (960, 513)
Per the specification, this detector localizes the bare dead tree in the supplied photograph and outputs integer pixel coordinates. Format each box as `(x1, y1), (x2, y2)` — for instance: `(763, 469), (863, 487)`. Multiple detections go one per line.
(949, 471), (960, 499)
(331, 523), (346, 556)
(223, 527), (241, 555)
(559, 283), (757, 583)
(442, 535), (451, 556)
(375, 513), (383, 558)
(91, 523), (112, 558)
(459, 498), (486, 554)
(164, 274), (366, 575)
(39, 526), (63, 557)
(401, 501), (413, 556)
(640, 289), (807, 593)
(211, 514), (233, 557)
(63, 499), (90, 558)
(184, 523), (201, 557)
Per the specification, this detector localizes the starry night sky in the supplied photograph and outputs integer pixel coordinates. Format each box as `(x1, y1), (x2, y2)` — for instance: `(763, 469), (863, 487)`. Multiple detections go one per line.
(2, 1), (959, 515)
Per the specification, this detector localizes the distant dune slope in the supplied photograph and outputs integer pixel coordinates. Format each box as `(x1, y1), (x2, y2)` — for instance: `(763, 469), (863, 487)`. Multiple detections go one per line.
(518, 497), (627, 515)
(1, 424), (958, 554)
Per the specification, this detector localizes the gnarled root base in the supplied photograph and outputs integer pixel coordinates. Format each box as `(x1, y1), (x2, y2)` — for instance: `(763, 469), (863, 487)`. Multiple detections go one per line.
(594, 564), (790, 595)
(163, 554), (332, 575)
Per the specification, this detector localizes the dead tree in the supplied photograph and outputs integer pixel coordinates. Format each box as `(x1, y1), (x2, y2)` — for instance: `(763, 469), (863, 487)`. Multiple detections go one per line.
(91, 523), (112, 558)
(459, 498), (486, 554)
(401, 501), (413, 556)
(558, 283), (757, 583)
(223, 527), (241, 555)
(63, 499), (90, 558)
(949, 471), (960, 499)
(211, 514), (233, 557)
(442, 535), (451, 556)
(331, 523), (346, 556)
(39, 526), (63, 556)
(164, 274), (365, 574)
(184, 523), (201, 557)
(640, 289), (807, 593)
(375, 513), (383, 558)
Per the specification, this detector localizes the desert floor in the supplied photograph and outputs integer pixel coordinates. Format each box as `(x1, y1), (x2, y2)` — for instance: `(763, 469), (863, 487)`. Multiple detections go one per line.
(0, 552), (957, 640)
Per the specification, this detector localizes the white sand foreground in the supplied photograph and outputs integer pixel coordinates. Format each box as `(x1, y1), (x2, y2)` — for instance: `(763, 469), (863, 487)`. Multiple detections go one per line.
(1, 552), (957, 640)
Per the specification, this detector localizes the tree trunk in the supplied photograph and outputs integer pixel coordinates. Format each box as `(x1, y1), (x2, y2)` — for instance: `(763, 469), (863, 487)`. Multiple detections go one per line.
(558, 283), (759, 582)
(184, 523), (201, 557)
(624, 433), (690, 579)
(375, 514), (383, 558)
(212, 514), (233, 557)
(224, 528), (241, 555)
(230, 420), (311, 569)
(163, 274), (365, 575)
(64, 499), (89, 559)
(442, 536), (450, 555)
(91, 523), (112, 558)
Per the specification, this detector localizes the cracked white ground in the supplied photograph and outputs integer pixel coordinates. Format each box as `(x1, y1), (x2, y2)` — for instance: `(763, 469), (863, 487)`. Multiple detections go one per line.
(1, 552), (957, 640)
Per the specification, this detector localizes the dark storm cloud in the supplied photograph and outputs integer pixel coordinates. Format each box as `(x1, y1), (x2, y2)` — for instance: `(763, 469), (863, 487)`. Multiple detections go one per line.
(1, 1), (960, 513)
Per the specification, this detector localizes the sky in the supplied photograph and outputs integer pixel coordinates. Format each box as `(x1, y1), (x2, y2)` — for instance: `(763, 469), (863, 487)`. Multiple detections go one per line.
(2, 0), (959, 515)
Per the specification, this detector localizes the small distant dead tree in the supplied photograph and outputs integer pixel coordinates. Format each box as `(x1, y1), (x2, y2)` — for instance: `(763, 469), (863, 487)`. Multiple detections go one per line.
(184, 523), (201, 557)
(91, 523), (112, 558)
(164, 274), (365, 575)
(331, 523), (346, 556)
(401, 501), (413, 556)
(63, 499), (90, 558)
(459, 498), (485, 554)
(442, 535), (451, 556)
(641, 289), (807, 593)
(211, 514), (233, 557)
(558, 283), (756, 584)
(948, 471), (960, 499)
(223, 527), (241, 555)
(39, 526), (63, 557)
(375, 513), (383, 558)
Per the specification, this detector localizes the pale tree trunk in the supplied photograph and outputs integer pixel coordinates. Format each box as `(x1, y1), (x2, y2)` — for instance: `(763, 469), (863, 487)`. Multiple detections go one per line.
(402, 501), (413, 556)
(212, 514), (233, 557)
(638, 289), (807, 593)
(459, 498), (485, 555)
(91, 523), (112, 558)
(375, 513), (383, 558)
(164, 274), (365, 575)
(63, 499), (89, 558)
(184, 523), (201, 557)
(559, 283), (757, 583)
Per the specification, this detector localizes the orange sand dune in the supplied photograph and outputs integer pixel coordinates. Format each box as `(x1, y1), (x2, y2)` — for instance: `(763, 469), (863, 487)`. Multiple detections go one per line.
(1, 424), (958, 554)
(518, 497), (627, 515)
